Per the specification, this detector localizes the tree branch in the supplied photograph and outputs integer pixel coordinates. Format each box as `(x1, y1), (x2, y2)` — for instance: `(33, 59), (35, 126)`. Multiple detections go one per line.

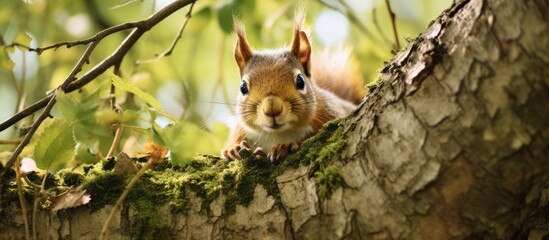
(317, 0), (380, 42)
(135, 1), (196, 65)
(4, 93), (57, 175)
(384, 0), (401, 51)
(0, 0), (196, 133)
(0, 0), (197, 172)
(29, 21), (144, 55)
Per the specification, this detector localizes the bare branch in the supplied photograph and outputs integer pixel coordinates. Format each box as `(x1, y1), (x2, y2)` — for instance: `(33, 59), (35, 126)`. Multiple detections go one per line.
(371, 0), (391, 43)
(0, 139), (22, 145)
(0, 0), (196, 133)
(0, 0), (197, 172)
(29, 21), (145, 55)
(384, 0), (401, 51)
(4, 93), (57, 177)
(316, 0), (379, 42)
(135, 1), (196, 65)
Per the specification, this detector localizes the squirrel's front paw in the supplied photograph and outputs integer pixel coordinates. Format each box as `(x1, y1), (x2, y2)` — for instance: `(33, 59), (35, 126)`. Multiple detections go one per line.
(267, 142), (299, 163)
(221, 140), (251, 160)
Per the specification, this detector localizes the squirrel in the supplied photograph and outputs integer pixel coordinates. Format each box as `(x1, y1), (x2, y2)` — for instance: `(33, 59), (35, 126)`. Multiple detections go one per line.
(222, 14), (365, 163)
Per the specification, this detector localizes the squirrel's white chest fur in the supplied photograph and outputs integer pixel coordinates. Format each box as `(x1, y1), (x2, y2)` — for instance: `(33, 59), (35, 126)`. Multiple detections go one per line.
(243, 126), (313, 151)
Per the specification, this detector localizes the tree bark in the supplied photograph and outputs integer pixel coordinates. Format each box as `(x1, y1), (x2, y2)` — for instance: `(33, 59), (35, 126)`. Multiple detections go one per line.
(2, 0), (548, 239)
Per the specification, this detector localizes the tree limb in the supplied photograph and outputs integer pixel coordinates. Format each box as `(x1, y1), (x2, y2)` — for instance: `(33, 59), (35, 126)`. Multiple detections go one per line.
(135, 1), (197, 65)
(0, 0), (196, 133)
(0, 0), (197, 171)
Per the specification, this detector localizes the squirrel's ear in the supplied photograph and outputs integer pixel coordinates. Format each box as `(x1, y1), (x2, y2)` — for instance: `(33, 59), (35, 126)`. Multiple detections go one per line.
(291, 30), (311, 76)
(234, 20), (253, 76)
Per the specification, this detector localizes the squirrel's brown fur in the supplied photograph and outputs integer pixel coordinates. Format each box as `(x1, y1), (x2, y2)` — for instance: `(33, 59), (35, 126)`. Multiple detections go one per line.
(222, 15), (364, 162)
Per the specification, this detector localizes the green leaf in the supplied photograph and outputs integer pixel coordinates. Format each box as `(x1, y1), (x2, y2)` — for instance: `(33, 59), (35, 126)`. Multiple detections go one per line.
(0, 50), (14, 69)
(216, 0), (256, 34)
(33, 119), (76, 172)
(110, 73), (177, 122)
(75, 144), (99, 164)
(151, 121), (229, 167)
(56, 87), (112, 155)
(217, 2), (236, 34)
(14, 32), (32, 50)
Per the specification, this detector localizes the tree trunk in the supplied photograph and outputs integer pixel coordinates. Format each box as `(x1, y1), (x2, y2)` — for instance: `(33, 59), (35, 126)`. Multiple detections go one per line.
(2, 0), (548, 239)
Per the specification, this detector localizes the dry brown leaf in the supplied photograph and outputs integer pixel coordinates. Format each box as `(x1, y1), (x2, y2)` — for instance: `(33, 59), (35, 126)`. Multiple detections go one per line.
(145, 138), (167, 164)
(50, 189), (91, 211)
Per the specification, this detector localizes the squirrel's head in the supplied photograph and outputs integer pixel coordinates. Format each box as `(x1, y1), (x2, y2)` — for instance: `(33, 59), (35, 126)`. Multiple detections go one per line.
(233, 16), (316, 136)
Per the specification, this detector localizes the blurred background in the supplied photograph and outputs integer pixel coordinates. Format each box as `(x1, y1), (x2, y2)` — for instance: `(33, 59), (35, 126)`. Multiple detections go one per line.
(0, 0), (452, 161)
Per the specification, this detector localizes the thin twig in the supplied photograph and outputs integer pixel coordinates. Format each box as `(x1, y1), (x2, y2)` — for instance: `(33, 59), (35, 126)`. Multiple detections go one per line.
(32, 192), (40, 240)
(317, 0), (379, 42)
(0, 34), (26, 116)
(22, 174), (42, 189)
(61, 41), (100, 90)
(371, 0), (391, 43)
(0, 139), (22, 145)
(135, 1), (196, 65)
(106, 126), (124, 159)
(1, 42), (32, 50)
(15, 162), (31, 240)
(100, 160), (153, 240)
(0, 0), (196, 138)
(4, 93), (57, 177)
(0, 96), (51, 132)
(32, 172), (48, 240)
(384, 0), (401, 51)
(28, 21), (145, 55)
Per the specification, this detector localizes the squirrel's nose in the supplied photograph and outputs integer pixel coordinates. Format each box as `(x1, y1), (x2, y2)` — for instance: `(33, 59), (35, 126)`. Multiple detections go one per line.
(262, 96), (283, 117)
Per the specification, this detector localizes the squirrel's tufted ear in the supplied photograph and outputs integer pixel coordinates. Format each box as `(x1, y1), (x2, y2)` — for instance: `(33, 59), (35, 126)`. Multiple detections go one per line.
(290, 12), (311, 77)
(233, 19), (253, 76)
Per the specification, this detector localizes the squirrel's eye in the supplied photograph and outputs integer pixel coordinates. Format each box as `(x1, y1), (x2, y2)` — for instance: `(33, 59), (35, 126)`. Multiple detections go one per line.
(296, 74), (305, 90)
(240, 81), (249, 95)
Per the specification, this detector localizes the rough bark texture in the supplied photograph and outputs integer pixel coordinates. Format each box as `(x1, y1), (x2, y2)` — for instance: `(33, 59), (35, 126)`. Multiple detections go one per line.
(2, 0), (548, 239)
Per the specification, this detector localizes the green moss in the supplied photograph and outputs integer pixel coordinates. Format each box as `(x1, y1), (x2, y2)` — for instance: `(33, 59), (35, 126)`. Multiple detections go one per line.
(26, 171), (58, 189)
(83, 171), (124, 211)
(0, 168), (23, 215)
(1, 119), (348, 237)
(58, 169), (85, 186)
(365, 70), (383, 92)
(126, 174), (172, 240)
(315, 166), (343, 200)
(281, 120), (346, 199)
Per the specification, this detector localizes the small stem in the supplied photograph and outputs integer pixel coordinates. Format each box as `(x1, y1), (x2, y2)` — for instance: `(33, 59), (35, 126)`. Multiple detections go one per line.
(135, 1), (196, 65)
(371, 0), (391, 43)
(3, 92), (57, 175)
(106, 126), (124, 159)
(32, 197), (39, 240)
(32, 172), (48, 240)
(0, 139), (22, 145)
(15, 162), (31, 240)
(384, 0), (401, 51)
(100, 160), (153, 240)
(22, 174), (42, 189)
(0, 0), (196, 135)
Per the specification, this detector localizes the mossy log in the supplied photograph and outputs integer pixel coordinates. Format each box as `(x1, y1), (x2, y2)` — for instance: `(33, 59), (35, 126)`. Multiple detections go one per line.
(1, 0), (549, 239)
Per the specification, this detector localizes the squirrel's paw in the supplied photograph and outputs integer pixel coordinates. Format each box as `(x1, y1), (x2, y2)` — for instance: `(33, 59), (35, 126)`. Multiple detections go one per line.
(221, 140), (250, 160)
(267, 142), (300, 163)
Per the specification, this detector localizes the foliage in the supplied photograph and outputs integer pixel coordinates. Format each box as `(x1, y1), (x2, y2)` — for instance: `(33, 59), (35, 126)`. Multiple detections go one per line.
(32, 119), (76, 172)
(0, 0), (451, 171)
(110, 73), (177, 122)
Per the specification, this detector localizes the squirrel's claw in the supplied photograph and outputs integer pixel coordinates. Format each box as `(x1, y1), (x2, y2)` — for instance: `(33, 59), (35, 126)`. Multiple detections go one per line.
(268, 142), (299, 164)
(253, 147), (266, 157)
(222, 140), (251, 160)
